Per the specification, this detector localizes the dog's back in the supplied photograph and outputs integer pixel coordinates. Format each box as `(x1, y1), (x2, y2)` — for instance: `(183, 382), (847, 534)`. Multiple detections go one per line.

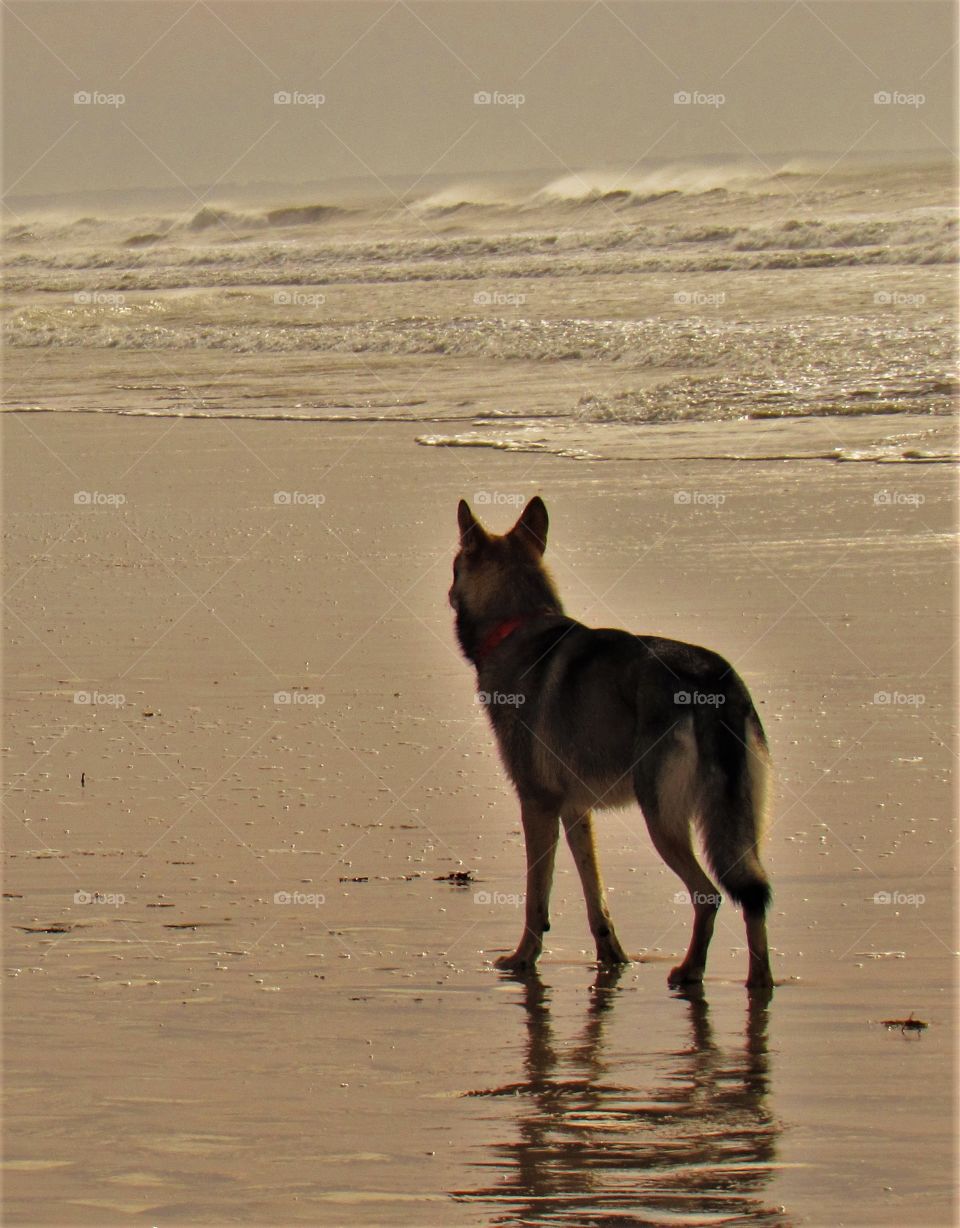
(481, 617), (771, 911)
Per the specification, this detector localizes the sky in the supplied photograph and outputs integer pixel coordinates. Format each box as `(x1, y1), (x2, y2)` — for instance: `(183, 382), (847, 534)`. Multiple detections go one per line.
(3, 1), (957, 202)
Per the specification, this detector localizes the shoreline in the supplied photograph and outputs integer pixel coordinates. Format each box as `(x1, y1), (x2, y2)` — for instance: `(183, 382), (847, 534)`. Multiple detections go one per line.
(3, 399), (956, 466)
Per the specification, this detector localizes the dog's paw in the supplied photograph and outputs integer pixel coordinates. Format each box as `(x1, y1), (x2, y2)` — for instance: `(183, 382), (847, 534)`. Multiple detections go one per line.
(596, 933), (629, 965)
(494, 950), (536, 972)
(667, 963), (704, 986)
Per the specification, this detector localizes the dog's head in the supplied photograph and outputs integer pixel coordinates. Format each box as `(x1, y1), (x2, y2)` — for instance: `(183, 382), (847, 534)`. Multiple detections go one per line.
(449, 497), (561, 654)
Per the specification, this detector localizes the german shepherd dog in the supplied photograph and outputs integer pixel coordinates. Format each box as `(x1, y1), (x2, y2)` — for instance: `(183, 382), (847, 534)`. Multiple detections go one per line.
(450, 496), (773, 990)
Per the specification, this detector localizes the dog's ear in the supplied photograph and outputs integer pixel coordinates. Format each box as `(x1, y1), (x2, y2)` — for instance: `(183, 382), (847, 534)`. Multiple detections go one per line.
(511, 496), (548, 555)
(457, 499), (488, 553)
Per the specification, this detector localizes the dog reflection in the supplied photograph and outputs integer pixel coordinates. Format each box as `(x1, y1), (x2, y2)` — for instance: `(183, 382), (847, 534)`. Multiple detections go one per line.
(456, 971), (782, 1224)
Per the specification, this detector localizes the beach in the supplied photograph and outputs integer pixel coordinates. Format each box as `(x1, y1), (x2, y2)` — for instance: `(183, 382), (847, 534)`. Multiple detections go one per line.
(3, 410), (956, 1225)
(4, 0), (959, 1217)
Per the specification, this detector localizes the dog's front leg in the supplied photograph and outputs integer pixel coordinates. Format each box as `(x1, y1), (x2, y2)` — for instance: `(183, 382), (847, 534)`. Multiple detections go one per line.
(562, 810), (629, 965)
(494, 799), (559, 972)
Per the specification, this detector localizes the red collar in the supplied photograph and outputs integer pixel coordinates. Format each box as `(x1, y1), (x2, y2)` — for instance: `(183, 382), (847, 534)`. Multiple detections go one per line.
(476, 616), (524, 664)
(476, 611), (553, 665)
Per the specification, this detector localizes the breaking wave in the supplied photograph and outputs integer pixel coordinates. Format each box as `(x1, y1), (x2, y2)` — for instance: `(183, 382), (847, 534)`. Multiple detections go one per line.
(4, 155), (955, 434)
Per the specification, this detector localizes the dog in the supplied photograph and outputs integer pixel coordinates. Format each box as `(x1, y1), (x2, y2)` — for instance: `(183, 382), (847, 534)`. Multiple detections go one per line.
(449, 495), (773, 990)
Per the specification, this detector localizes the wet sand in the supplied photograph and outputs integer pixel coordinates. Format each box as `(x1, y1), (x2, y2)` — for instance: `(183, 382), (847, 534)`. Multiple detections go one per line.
(3, 413), (957, 1225)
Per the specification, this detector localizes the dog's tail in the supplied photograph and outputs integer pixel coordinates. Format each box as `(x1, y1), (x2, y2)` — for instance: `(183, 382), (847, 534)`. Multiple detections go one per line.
(693, 702), (772, 916)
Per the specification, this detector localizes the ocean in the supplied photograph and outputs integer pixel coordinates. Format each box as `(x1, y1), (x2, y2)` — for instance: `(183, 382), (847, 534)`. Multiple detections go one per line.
(4, 153), (957, 462)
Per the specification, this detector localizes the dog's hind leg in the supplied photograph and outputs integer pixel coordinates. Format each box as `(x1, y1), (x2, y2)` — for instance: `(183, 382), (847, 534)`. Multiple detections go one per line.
(495, 798), (559, 972)
(561, 810), (629, 965)
(635, 732), (719, 986)
(645, 818), (720, 986)
(744, 909), (772, 992)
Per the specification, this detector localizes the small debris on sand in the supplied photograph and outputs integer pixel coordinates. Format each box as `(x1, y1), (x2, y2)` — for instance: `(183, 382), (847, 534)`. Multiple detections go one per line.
(880, 1013), (928, 1034)
(434, 870), (476, 885)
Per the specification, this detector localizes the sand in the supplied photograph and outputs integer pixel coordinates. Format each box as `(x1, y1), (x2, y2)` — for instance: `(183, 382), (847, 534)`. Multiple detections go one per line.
(3, 412), (957, 1226)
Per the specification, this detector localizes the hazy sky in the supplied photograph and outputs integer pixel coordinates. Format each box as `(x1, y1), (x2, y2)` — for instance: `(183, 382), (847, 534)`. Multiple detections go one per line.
(3, 1), (956, 201)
